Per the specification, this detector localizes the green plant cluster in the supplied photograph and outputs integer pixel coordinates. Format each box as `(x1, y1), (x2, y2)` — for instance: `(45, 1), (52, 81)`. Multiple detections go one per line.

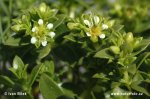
(0, 0), (150, 99)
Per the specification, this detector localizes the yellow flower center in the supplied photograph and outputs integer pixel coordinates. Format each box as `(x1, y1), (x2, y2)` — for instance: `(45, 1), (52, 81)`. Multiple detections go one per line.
(90, 26), (101, 36)
(36, 25), (47, 38)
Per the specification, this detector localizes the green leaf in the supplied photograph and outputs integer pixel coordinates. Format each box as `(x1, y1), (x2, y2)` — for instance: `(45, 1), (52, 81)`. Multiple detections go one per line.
(94, 48), (113, 59)
(39, 74), (63, 99)
(0, 0), (9, 15)
(61, 88), (76, 99)
(43, 61), (54, 75)
(4, 37), (21, 46)
(131, 83), (150, 96)
(93, 73), (109, 80)
(28, 64), (43, 89)
(132, 72), (144, 85)
(132, 38), (150, 56)
(112, 25), (124, 32)
(37, 44), (51, 59)
(54, 15), (66, 29)
(134, 21), (150, 33)
(127, 64), (136, 75)
(0, 75), (14, 87)
(64, 33), (77, 42)
(135, 52), (150, 69)
(13, 56), (24, 70)
(9, 56), (27, 79)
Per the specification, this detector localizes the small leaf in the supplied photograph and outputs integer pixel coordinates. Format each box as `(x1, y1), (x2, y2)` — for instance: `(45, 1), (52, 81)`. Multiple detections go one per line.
(0, 75), (14, 87)
(54, 15), (66, 29)
(13, 56), (24, 70)
(131, 83), (150, 96)
(9, 56), (27, 79)
(132, 38), (150, 55)
(127, 64), (136, 75)
(4, 37), (21, 46)
(43, 61), (54, 75)
(39, 74), (63, 99)
(94, 48), (113, 59)
(37, 44), (51, 59)
(28, 64), (43, 88)
(93, 73), (109, 80)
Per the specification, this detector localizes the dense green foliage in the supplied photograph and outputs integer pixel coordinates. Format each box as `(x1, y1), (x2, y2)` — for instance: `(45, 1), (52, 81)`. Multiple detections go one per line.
(0, 0), (150, 99)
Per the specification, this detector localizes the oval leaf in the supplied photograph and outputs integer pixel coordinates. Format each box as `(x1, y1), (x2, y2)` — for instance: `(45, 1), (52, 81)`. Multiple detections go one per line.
(39, 74), (63, 99)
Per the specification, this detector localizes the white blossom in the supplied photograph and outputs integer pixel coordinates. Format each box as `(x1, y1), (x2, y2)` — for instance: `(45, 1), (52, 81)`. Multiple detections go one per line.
(41, 40), (47, 46)
(38, 19), (44, 25)
(84, 20), (92, 27)
(99, 33), (105, 39)
(32, 27), (37, 32)
(86, 32), (91, 36)
(47, 23), (53, 29)
(93, 16), (100, 25)
(102, 24), (108, 30)
(31, 37), (37, 44)
(49, 32), (55, 38)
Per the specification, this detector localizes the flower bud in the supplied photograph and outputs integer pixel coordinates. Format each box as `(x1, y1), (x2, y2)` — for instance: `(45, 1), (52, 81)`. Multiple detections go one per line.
(39, 3), (47, 12)
(110, 46), (120, 54)
(90, 36), (98, 42)
(125, 32), (134, 43)
(67, 23), (79, 30)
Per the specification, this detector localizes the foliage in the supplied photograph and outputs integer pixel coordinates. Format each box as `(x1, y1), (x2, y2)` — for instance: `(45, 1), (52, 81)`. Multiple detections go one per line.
(0, 0), (150, 99)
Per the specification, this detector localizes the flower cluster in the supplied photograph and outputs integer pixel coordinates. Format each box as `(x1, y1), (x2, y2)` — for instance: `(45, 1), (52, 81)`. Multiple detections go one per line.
(30, 19), (55, 47)
(68, 14), (114, 42)
(83, 15), (108, 42)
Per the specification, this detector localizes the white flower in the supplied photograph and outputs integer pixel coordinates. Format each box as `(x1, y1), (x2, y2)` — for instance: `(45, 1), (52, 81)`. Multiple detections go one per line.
(102, 24), (108, 30)
(32, 27), (37, 32)
(84, 20), (92, 27)
(13, 63), (18, 70)
(38, 19), (44, 25)
(86, 32), (91, 36)
(31, 37), (37, 44)
(47, 23), (53, 29)
(99, 33), (105, 39)
(41, 40), (47, 46)
(93, 15), (100, 25)
(49, 32), (55, 38)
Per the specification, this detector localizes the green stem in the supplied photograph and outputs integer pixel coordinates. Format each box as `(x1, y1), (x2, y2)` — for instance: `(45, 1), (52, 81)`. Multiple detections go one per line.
(0, 17), (3, 44)
(137, 52), (150, 69)
(91, 91), (96, 99)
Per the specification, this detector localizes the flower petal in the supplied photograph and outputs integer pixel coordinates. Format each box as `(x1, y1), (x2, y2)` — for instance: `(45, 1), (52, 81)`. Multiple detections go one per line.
(47, 23), (53, 29)
(42, 41), (47, 46)
(84, 20), (91, 27)
(86, 32), (91, 36)
(99, 33), (105, 39)
(31, 37), (37, 44)
(102, 24), (108, 30)
(49, 32), (55, 38)
(32, 27), (36, 32)
(93, 16), (100, 25)
(38, 19), (44, 25)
